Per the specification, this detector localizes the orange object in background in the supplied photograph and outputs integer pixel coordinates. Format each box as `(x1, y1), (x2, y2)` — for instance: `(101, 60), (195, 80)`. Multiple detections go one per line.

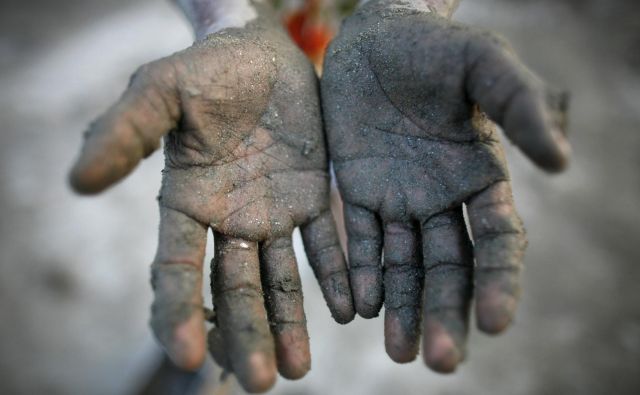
(285, 0), (335, 71)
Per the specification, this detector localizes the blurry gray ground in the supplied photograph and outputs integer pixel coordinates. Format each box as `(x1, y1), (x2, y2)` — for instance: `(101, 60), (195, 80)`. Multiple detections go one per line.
(1, 0), (639, 394)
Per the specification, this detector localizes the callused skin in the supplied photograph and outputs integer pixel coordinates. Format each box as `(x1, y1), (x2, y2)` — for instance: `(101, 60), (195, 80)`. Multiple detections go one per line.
(322, 0), (570, 372)
(69, 2), (354, 393)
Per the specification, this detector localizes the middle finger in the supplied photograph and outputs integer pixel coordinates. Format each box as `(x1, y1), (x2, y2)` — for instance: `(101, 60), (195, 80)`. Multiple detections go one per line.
(212, 232), (276, 393)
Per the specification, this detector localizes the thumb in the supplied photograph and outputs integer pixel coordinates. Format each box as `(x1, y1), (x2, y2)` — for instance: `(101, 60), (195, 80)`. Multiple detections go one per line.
(69, 59), (179, 194)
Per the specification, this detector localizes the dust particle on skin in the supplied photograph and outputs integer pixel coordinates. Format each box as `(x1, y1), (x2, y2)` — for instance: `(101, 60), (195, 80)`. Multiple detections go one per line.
(302, 140), (314, 155)
(186, 86), (202, 97)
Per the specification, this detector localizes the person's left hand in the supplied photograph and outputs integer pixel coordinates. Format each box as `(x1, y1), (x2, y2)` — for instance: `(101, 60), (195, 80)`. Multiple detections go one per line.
(321, 0), (570, 372)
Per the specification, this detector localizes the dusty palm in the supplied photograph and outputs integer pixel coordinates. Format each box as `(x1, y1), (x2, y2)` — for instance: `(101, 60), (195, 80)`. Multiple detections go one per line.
(322, 0), (570, 371)
(70, 10), (353, 393)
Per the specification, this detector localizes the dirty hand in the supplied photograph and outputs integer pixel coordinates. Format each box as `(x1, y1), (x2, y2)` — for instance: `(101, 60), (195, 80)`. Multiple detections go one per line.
(321, 0), (570, 372)
(69, 10), (354, 392)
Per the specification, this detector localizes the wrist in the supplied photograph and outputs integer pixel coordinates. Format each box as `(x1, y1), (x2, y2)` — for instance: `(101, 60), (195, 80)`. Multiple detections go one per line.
(358, 0), (460, 19)
(174, 0), (259, 40)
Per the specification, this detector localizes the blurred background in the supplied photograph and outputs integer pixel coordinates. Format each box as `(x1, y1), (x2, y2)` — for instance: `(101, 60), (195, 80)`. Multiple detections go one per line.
(1, 0), (639, 394)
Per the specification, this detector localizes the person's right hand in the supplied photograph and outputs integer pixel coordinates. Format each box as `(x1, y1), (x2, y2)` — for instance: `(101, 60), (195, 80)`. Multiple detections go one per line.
(69, 7), (354, 392)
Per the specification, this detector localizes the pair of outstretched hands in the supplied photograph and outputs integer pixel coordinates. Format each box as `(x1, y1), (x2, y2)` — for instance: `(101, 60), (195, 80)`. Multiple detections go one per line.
(69, 0), (569, 393)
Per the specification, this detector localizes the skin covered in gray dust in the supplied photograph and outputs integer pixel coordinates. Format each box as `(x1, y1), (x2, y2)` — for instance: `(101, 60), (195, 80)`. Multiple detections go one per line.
(322, 0), (570, 373)
(69, 2), (354, 393)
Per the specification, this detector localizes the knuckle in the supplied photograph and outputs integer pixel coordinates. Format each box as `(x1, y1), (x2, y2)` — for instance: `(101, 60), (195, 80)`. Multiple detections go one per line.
(266, 275), (301, 294)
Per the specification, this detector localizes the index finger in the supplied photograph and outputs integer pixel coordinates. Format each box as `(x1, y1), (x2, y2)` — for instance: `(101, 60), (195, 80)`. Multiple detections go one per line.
(300, 210), (355, 324)
(466, 181), (527, 334)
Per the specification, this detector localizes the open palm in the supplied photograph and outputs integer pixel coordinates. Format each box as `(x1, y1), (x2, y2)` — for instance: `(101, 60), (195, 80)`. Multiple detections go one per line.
(70, 11), (353, 393)
(322, 0), (570, 372)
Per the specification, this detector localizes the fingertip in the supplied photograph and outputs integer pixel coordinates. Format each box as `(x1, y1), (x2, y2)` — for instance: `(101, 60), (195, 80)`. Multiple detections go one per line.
(332, 305), (356, 324)
(240, 352), (278, 393)
(385, 311), (419, 364)
(423, 335), (462, 374)
(476, 310), (513, 335)
(516, 131), (571, 174)
(170, 348), (206, 372)
(355, 301), (381, 319)
(321, 272), (356, 324)
(166, 314), (207, 371)
(350, 268), (383, 319)
(275, 332), (311, 380)
(503, 88), (572, 174)
(386, 347), (418, 364)
(539, 136), (571, 174)
(325, 285), (356, 324)
(476, 291), (518, 335)
(423, 320), (464, 374)
(68, 165), (103, 195)
(278, 360), (311, 381)
(540, 159), (568, 174)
